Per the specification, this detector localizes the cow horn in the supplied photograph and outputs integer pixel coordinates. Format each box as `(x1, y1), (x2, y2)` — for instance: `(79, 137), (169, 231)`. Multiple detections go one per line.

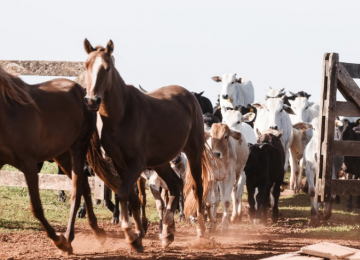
(265, 95), (270, 100)
(289, 91), (296, 96)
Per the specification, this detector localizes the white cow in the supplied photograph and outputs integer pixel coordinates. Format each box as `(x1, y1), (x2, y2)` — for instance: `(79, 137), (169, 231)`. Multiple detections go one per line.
(301, 117), (340, 226)
(287, 93), (319, 192)
(253, 94), (295, 174)
(223, 109), (257, 144)
(205, 123), (249, 233)
(212, 73), (255, 119)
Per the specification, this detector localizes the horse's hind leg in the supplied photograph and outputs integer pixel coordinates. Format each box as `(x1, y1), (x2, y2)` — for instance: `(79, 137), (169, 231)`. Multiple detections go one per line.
(155, 164), (182, 248)
(21, 162), (72, 253)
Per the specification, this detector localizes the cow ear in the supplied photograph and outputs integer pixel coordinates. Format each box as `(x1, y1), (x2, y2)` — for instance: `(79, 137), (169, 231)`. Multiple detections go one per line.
(259, 143), (271, 151)
(283, 104), (295, 115)
(277, 129), (284, 138)
(236, 77), (243, 83)
(252, 103), (265, 109)
(212, 76), (222, 82)
(229, 129), (242, 142)
(256, 128), (262, 137)
(105, 40), (114, 54)
(84, 38), (95, 54)
(198, 91), (204, 96)
(293, 122), (313, 131)
(204, 131), (211, 141)
(335, 120), (343, 127)
(306, 93), (311, 99)
(243, 112), (256, 123)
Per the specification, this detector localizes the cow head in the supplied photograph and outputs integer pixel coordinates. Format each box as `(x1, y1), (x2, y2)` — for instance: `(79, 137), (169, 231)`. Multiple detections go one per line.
(205, 123), (242, 159)
(212, 73), (242, 100)
(223, 109), (256, 132)
(203, 112), (220, 131)
(336, 118), (360, 141)
(244, 143), (271, 174)
(253, 95), (295, 131)
(288, 96), (317, 124)
(256, 128), (284, 144)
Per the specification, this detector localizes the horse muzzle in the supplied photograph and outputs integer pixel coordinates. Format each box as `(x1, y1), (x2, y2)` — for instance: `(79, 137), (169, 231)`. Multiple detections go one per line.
(84, 96), (102, 111)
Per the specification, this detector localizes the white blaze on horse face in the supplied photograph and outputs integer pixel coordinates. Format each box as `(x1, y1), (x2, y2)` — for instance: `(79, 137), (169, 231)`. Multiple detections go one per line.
(88, 56), (103, 99)
(220, 73), (237, 101)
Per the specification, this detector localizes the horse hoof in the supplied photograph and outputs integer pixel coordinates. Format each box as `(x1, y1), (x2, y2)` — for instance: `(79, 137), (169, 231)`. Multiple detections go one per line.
(112, 217), (119, 224)
(94, 228), (107, 245)
(53, 235), (73, 254)
(161, 233), (174, 248)
(130, 235), (143, 252)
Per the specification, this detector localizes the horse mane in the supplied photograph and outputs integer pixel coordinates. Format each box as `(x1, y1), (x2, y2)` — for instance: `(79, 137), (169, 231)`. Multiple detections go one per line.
(0, 65), (37, 108)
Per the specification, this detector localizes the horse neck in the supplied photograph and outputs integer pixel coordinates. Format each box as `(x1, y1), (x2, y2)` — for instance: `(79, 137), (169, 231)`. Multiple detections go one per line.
(99, 70), (129, 124)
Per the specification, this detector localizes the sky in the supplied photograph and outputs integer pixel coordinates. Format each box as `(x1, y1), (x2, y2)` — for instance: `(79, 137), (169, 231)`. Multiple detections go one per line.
(1, 1), (360, 105)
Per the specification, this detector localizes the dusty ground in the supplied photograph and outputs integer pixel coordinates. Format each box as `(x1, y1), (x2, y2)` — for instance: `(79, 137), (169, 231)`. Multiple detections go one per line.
(1, 210), (360, 260)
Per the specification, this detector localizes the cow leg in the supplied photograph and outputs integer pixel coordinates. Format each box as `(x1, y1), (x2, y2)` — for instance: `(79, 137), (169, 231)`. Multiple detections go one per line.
(205, 180), (219, 233)
(150, 184), (165, 239)
(218, 172), (236, 233)
(255, 183), (269, 225)
(154, 164), (182, 248)
(113, 194), (120, 224)
(58, 166), (67, 202)
(137, 177), (148, 233)
(232, 171), (246, 223)
(271, 183), (281, 223)
(179, 191), (185, 220)
(247, 184), (256, 221)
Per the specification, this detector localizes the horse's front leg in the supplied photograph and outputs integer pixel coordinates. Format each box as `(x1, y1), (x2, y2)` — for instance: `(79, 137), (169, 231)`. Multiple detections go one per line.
(113, 162), (144, 252)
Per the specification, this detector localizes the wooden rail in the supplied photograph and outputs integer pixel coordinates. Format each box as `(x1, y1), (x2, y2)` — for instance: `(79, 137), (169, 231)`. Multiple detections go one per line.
(0, 170), (105, 200)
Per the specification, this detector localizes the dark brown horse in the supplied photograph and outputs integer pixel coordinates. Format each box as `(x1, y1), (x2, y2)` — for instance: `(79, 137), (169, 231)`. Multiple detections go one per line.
(83, 39), (213, 251)
(0, 66), (106, 253)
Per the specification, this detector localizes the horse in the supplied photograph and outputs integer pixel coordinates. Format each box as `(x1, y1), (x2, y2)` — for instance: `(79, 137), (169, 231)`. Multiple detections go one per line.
(83, 39), (214, 251)
(0, 65), (108, 254)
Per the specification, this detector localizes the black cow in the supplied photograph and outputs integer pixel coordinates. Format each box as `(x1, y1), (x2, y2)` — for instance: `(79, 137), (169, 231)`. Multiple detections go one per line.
(192, 91), (213, 114)
(287, 91), (311, 100)
(203, 112), (220, 131)
(336, 118), (360, 211)
(244, 143), (284, 224)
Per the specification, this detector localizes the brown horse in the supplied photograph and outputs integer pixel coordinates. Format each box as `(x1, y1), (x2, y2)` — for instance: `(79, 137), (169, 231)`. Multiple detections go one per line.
(0, 66), (106, 253)
(83, 39), (212, 251)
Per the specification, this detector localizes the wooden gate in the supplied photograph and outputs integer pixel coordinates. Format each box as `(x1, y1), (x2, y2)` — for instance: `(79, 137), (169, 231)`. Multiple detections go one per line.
(0, 60), (105, 200)
(316, 53), (360, 202)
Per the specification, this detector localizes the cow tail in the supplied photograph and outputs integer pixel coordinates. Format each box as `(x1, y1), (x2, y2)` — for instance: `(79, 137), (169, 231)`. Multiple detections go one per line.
(184, 143), (217, 217)
(86, 128), (122, 192)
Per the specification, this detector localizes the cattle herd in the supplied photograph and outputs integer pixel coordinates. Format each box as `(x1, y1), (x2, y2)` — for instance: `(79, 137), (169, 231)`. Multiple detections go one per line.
(1, 40), (359, 254)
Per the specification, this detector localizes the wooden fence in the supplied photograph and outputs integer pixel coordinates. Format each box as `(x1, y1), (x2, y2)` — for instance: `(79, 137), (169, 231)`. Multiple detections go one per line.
(316, 53), (360, 202)
(0, 60), (106, 200)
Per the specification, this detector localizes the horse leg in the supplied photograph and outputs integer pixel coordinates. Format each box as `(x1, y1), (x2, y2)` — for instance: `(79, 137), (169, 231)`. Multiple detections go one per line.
(137, 177), (148, 233)
(112, 162), (144, 252)
(154, 164), (182, 248)
(21, 162), (72, 253)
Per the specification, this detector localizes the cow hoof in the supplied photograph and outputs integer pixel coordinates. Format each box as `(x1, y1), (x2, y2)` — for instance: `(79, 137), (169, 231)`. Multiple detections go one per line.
(130, 235), (144, 253)
(53, 234), (73, 254)
(162, 233), (174, 248)
(77, 208), (86, 219)
(112, 217), (119, 224)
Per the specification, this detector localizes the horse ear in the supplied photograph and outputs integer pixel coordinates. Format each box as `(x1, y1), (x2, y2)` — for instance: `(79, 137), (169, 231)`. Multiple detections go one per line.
(105, 40), (114, 54)
(84, 38), (95, 54)
(212, 76), (222, 82)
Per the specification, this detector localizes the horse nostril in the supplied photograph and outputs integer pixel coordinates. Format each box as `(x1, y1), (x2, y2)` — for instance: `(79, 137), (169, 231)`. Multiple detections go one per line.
(222, 95), (228, 99)
(96, 97), (102, 105)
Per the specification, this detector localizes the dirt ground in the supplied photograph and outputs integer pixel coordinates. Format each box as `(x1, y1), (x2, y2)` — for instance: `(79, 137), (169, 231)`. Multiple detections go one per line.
(1, 207), (360, 260)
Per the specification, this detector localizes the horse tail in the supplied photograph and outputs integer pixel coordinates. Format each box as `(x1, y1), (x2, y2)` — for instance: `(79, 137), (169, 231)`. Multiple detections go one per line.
(86, 128), (122, 192)
(184, 143), (218, 217)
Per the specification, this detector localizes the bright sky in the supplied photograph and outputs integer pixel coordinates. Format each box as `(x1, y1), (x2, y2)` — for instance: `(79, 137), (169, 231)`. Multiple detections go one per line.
(1, 0), (360, 105)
